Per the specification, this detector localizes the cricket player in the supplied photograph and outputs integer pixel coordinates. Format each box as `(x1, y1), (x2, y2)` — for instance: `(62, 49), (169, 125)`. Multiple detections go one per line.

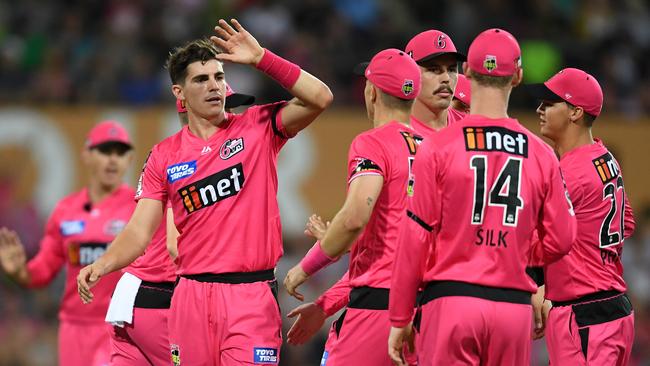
(0, 121), (134, 366)
(78, 17), (332, 366)
(529, 67), (635, 365)
(451, 73), (471, 113)
(387, 28), (577, 366)
(283, 48), (422, 365)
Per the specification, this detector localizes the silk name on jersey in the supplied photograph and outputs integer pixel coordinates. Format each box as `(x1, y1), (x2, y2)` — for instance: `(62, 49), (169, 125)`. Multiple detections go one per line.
(178, 163), (245, 214)
(463, 126), (528, 157)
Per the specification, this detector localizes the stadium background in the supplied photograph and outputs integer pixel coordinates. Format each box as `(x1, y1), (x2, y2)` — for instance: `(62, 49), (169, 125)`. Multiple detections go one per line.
(0, 0), (649, 364)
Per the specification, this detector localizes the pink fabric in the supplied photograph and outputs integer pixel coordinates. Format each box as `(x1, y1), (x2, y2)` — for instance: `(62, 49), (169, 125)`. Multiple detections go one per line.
(315, 271), (351, 317)
(409, 109), (465, 136)
(454, 74), (471, 106)
(546, 304), (634, 365)
(364, 49), (421, 100)
(322, 308), (416, 366)
(86, 120), (132, 148)
(467, 29), (521, 76)
(125, 216), (176, 282)
(544, 68), (603, 117)
(168, 278), (282, 365)
(136, 102), (293, 275)
(255, 49), (301, 90)
(417, 297), (531, 366)
(300, 241), (337, 275)
(110, 307), (170, 366)
(545, 140), (634, 302)
(27, 185), (133, 323)
(346, 121), (424, 289)
(390, 115), (576, 326)
(59, 321), (112, 366)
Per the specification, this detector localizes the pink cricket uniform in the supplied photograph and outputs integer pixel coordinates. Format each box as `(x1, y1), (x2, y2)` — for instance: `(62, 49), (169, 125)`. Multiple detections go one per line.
(390, 115), (577, 366)
(409, 108), (465, 136)
(320, 121), (422, 366)
(27, 184), (134, 366)
(136, 102), (292, 365)
(545, 139), (635, 365)
(110, 213), (176, 366)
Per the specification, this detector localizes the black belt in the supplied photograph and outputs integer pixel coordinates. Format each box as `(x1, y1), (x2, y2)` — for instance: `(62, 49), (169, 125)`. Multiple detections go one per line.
(420, 281), (531, 306)
(553, 290), (623, 307)
(181, 269), (275, 284)
(348, 286), (390, 310)
(571, 293), (633, 327)
(134, 281), (175, 309)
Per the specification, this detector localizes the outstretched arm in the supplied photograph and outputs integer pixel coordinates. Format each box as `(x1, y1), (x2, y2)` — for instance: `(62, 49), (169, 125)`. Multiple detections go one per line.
(210, 18), (333, 136)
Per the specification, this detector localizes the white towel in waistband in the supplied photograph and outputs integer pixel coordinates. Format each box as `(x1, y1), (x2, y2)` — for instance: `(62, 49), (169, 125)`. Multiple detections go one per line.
(105, 272), (142, 327)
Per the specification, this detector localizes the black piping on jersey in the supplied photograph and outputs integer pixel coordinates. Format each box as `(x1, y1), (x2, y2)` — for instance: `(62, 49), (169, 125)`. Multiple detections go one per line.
(271, 102), (289, 139)
(407, 210), (433, 232)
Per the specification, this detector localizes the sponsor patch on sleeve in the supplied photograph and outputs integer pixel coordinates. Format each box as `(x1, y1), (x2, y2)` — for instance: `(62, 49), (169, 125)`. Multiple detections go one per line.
(167, 160), (197, 183)
(253, 347), (278, 364)
(349, 157), (382, 181)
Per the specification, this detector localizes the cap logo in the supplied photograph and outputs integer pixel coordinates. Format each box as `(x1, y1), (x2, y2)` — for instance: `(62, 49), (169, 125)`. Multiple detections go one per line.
(483, 55), (497, 73)
(402, 79), (414, 96)
(565, 93), (572, 99)
(436, 35), (446, 49)
(459, 92), (466, 98)
(109, 127), (118, 136)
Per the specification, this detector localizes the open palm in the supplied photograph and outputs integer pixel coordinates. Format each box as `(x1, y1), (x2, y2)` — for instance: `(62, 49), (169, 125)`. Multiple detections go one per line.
(0, 228), (26, 276)
(210, 18), (264, 66)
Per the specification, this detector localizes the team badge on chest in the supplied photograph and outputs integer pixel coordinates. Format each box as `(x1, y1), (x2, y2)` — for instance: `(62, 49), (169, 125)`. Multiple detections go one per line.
(220, 137), (244, 160)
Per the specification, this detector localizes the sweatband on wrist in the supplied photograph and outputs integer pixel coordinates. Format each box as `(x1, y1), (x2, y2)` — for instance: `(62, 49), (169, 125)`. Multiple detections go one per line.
(299, 241), (337, 275)
(255, 48), (301, 90)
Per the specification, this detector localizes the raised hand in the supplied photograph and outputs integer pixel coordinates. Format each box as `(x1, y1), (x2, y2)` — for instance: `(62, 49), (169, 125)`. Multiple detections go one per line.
(286, 302), (327, 345)
(0, 228), (27, 280)
(210, 18), (265, 66)
(304, 214), (330, 241)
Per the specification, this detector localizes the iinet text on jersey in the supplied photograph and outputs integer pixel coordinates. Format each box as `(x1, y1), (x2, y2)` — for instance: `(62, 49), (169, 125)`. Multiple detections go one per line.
(178, 163), (245, 214)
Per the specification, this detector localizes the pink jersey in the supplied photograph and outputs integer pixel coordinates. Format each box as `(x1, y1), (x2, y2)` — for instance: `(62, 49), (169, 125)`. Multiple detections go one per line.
(346, 121), (424, 289)
(125, 215), (176, 283)
(135, 102), (293, 275)
(410, 108), (465, 135)
(315, 270), (351, 316)
(390, 115), (576, 326)
(26, 184), (134, 323)
(544, 139), (635, 301)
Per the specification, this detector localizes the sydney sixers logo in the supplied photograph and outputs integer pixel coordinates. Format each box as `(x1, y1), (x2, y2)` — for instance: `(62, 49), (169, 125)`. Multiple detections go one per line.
(220, 137), (244, 160)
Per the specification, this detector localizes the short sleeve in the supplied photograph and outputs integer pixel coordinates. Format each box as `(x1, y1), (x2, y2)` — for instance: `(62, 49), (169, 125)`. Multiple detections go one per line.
(347, 134), (388, 185)
(135, 146), (167, 203)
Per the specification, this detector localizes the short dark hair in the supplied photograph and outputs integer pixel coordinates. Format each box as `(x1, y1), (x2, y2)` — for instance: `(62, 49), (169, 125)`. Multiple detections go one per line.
(166, 38), (221, 85)
(468, 69), (513, 88)
(379, 90), (415, 112)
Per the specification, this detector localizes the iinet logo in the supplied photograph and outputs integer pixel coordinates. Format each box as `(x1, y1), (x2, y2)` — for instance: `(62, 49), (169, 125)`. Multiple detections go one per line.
(463, 126), (529, 157)
(178, 163), (245, 214)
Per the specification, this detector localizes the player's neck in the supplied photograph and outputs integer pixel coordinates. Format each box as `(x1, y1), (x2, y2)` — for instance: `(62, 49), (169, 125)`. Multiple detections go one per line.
(372, 105), (411, 128)
(411, 101), (448, 130)
(469, 87), (511, 119)
(555, 127), (594, 158)
(87, 181), (120, 204)
(187, 112), (227, 140)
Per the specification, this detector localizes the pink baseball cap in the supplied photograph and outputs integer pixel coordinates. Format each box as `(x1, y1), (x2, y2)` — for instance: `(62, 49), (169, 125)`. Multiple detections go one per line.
(353, 48), (421, 100)
(527, 68), (604, 117)
(85, 120), (132, 149)
(467, 28), (521, 76)
(454, 73), (471, 106)
(405, 29), (466, 64)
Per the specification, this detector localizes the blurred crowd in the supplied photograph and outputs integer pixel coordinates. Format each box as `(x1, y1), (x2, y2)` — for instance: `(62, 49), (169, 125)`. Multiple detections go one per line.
(1, 0), (650, 119)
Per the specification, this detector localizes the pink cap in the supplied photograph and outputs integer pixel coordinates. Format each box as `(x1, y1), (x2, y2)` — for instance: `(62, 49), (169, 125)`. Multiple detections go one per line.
(454, 74), (471, 106)
(405, 30), (466, 64)
(354, 48), (421, 100)
(528, 68), (604, 117)
(467, 28), (521, 76)
(85, 121), (132, 149)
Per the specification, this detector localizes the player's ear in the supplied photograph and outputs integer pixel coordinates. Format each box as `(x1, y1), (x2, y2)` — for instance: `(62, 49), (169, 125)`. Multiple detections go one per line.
(462, 62), (469, 77)
(171, 84), (184, 102)
(511, 68), (523, 87)
(81, 148), (92, 165)
(570, 105), (584, 124)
